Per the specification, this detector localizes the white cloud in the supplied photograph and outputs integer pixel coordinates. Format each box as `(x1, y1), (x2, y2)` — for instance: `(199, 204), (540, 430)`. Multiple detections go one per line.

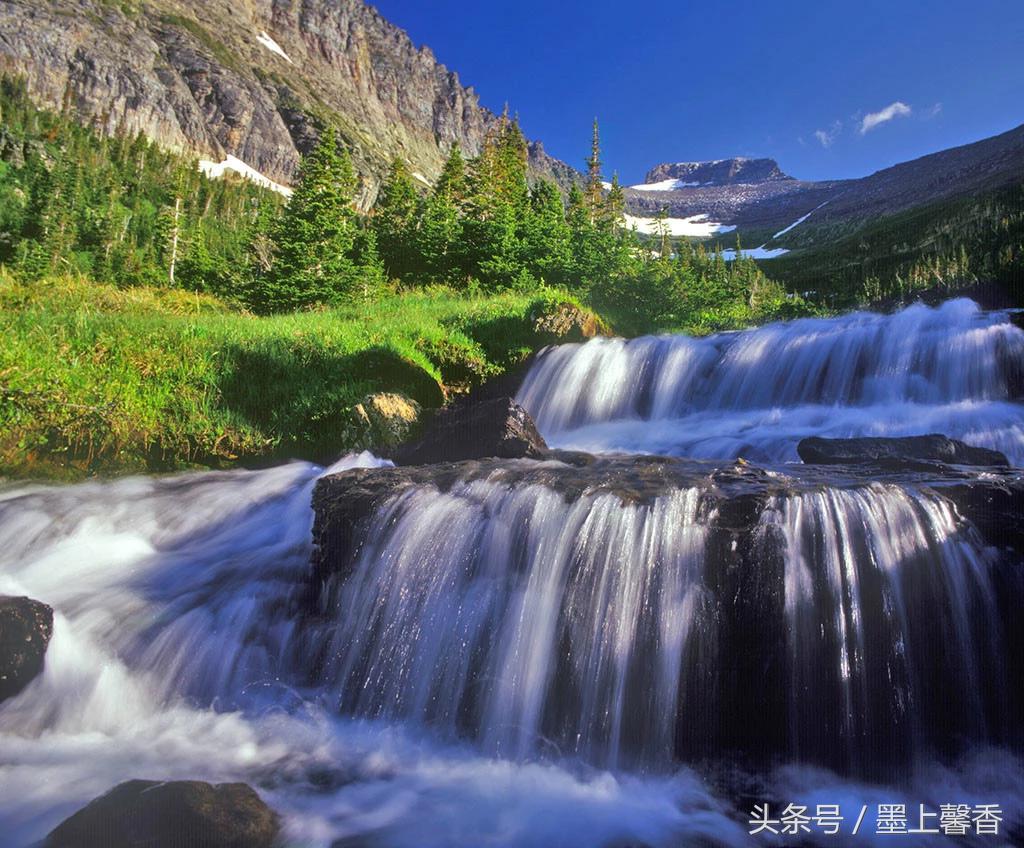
(924, 102), (943, 120)
(859, 101), (912, 134)
(814, 120), (842, 148)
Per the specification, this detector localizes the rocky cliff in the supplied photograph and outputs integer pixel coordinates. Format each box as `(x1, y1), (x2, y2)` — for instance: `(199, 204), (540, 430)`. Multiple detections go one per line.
(0, 0), (576, 204)
(644, 157), (789, 186)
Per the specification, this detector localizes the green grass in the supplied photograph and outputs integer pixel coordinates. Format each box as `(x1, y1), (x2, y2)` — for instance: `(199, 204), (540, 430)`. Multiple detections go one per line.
(0, 275), (601, 478)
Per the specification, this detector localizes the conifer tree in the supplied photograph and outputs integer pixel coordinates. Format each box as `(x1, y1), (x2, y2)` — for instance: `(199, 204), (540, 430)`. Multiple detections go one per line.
(419, 146), (466, 283)
(603, 173), (626, 230)
(372, 157), (422, 280)
(584, 118), (605, 221)
(261, 129), (360, 311)
(523, 179), (571, 286)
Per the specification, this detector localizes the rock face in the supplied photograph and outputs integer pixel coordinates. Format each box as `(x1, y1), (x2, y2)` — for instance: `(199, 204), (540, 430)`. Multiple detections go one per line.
(44, 780), (280, 848)
(0, 594), (53, 703)
(644, 157), (790, 186)
(391, 397), (547, 466)
(0, 0), (577, 204)
(798, 434), (1010, 470)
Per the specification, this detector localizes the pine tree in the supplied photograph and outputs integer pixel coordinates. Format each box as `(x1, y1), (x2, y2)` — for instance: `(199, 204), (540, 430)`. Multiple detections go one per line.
(603, 173), (626, 231)
(418, 146), (465, 283)
(584, 118), (604, 222)
(462, 116), (530, 287)
(523, 179), (571, 286)
(372, 157), (422, 280)
(260, 129), (360, 312)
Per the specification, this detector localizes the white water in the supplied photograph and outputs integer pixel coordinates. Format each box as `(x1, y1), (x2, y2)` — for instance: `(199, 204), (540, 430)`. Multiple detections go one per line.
(0, 456), (754, 847)
(2, 298), (1022, 846)
(517, 299), (1024, 464)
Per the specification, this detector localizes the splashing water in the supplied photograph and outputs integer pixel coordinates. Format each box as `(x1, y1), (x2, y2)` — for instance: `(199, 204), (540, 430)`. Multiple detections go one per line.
(517, 299), (1024, 463)
(0, 456), (751, 847)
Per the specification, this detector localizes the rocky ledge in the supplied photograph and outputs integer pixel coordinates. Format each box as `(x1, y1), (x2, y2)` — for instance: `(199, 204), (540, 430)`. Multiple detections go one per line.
(44, 780), (280, 848)
(316, 406), (1024, 569)
(390, 397), (547, 466)
(314, 452), (1024, 583)
(798, 434), (1010, 470)
(0, 594), (53, 703)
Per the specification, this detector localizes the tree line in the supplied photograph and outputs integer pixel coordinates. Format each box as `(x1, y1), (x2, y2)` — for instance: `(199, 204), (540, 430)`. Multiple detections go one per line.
(0, 75), (808, 332)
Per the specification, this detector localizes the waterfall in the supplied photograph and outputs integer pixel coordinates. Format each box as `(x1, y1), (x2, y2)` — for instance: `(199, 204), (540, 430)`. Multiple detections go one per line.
(2, 298), (1022, 846)
(310, 469), (1019, 778)
(516, 299), (1024, 463)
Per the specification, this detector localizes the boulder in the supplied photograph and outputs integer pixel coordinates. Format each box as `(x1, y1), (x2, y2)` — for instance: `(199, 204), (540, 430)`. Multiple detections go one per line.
(0, 595), (53, 703)
(344, 392), (422, 450)
(44, 780), (280, 848)
(797, 434), (1010, 470)
(391, 397), (547, 466)
(532, 302), (610, 344)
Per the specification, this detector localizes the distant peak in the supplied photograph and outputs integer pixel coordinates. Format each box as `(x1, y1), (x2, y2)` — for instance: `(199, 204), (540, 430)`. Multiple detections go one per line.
(642, 158), (790, 187)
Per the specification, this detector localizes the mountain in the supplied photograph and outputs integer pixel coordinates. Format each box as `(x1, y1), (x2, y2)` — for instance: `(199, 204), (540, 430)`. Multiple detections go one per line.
(624, 125), (1024, 250)
(643, 157), (790, 187)
(0, 0), (577, 205)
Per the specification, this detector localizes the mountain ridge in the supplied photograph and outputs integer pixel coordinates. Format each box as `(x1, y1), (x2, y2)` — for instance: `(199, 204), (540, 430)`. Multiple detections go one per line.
(623, 122), (1024, 246)
(0, 0), (578, 205)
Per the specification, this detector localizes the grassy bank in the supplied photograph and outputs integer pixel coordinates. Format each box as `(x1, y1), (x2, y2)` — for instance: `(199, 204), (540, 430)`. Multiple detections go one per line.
(0, 275), (605, 478)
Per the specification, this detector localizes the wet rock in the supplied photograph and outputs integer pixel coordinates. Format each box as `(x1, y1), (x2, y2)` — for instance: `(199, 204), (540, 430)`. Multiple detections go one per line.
(44, 780), (280, 848)
(798, 434), (1009, 470)
(0, 595), (53, 703)
(939, 479), (1024, 554)
(391, 397), (547, 466)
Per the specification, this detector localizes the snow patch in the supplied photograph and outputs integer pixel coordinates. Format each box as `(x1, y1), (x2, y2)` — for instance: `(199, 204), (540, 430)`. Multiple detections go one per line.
(256, 31), (292, 64)
(624, 213), (735, 238)
(629, 178), (702, 192)
(601, 181), (613, 190)
(772, 200), (828, 239)
(721, 246), (789, 261)
(198, 155), (293, 198)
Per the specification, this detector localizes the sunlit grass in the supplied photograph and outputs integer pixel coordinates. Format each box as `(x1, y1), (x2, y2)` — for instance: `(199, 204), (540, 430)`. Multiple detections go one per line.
(0, 274), (591, 477)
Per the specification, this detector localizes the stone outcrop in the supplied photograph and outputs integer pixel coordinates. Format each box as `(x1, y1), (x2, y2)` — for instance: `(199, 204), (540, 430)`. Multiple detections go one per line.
(0, 0), (578, 205)
(0, 594), (53, 703)
(798, 434), (1010, 470)
(44, 780), (280, 848)
(344, 392), (421, 451)
(531, 301), (611, 345)
(391, 397), (547, 466)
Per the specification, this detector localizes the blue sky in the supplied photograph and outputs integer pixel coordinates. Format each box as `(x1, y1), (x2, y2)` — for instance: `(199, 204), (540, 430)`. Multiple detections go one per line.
(372, 0), (1024, 184)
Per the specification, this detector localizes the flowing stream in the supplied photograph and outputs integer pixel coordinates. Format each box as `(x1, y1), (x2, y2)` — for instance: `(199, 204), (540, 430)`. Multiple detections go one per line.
(1, 300), (1022, 847)
(517, 299), (1024, 463)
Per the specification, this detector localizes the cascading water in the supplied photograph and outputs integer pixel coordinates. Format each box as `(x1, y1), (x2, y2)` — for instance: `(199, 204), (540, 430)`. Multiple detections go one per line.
(516, 299), (1024, 463)
(2, 298), (1022, 847)
(310, 465), (1020, 780)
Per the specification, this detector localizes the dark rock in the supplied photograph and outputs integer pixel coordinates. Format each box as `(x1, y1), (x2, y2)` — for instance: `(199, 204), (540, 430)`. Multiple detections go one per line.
(391, 397), (547, 466)
(44, 779), (280, 848)
(797, 434), (1009, 470)
(939, 479), (1024, 554)
(0, 595), (53, 703)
